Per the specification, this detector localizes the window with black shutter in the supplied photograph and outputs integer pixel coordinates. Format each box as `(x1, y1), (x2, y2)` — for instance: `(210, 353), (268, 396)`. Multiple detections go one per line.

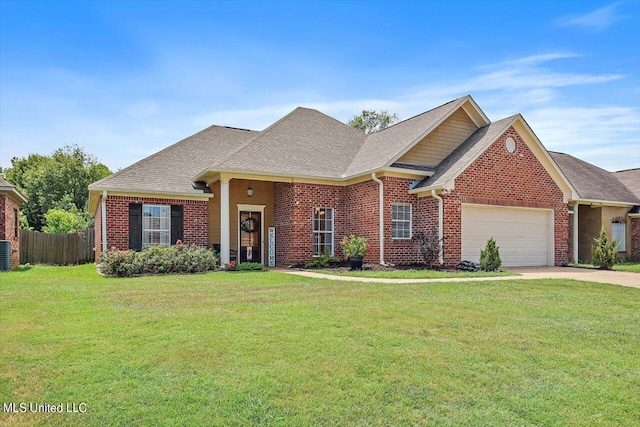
(171, 205), (184, 244)
(129, 203), (142, 251)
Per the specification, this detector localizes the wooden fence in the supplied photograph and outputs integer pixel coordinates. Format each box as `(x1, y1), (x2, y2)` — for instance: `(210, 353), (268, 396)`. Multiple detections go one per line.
(20, 228), (95, 265)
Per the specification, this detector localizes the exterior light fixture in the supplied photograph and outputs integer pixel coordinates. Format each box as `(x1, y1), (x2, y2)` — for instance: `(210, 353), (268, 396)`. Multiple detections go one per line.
(247, 186), (254, 197)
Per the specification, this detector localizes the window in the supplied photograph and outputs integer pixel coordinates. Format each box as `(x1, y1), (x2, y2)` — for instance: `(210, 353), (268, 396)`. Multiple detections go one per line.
(142, 204), (171, 248)
(312, 207), (334, 256)
(14, 209), (19, 238)
(392, 203), (412, 239)
(612, 221), (626, 252)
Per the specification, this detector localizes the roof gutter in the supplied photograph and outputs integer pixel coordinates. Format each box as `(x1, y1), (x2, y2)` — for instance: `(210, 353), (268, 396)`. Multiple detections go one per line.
(431, 190), (444, 265)
(371, 172), (385, 265)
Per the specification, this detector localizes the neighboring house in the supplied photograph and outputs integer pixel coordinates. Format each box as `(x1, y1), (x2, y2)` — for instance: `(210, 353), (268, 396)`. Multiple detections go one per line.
(88, 95), (640, 267)
(550, 153), (640, 263)
(0, 177), (28, 270)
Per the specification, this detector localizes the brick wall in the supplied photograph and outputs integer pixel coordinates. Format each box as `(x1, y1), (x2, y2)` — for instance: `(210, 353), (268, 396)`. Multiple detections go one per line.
(96, 195), (208, 263)
(273, 182), (348, 265)
(631, 217), (640, 261)
(0, 194), (21, 269)
(442, 126), (568, 267)
(273, 178), (441, 266)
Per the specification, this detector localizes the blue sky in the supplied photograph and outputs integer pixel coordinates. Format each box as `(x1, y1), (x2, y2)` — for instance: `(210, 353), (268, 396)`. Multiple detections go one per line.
(1, 0), (639, 172)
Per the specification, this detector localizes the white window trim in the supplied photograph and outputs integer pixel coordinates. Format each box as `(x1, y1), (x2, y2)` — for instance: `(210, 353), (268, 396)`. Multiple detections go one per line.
(612, 221), (626, 252)
(391, 203), (412, 240)
(142, 204), (171, 248)
(312, 207), (334, 256)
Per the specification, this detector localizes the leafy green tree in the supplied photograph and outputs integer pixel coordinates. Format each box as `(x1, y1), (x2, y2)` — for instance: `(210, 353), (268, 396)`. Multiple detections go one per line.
(348, 110), (399, 134)
(4, 145), (111, 230)
(42, 207), (90, 234)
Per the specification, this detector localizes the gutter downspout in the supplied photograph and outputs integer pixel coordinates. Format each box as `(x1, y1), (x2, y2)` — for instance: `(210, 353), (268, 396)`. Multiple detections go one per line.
(371, 173), (385, 265)
(101, 190), (108, 254)
(431, 190), (444, 265)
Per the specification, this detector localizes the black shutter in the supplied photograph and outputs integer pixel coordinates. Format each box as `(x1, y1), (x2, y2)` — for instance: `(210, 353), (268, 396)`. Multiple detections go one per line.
(171, 205), (184, 244)
(129, 203), (142, 251)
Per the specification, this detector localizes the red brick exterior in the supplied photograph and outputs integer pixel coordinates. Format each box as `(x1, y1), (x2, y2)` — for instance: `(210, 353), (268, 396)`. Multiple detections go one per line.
(95, 195), (208, 263)
(441, 126), (569, 267)
(272, 178), (439, 266)
(631, 217), (640, 261)
(273, 183), (348, 265)
(0, 194), (21, 269)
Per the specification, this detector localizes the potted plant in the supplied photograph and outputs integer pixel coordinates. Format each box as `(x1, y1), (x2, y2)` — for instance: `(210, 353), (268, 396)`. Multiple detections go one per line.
(341, 235), (369, 270)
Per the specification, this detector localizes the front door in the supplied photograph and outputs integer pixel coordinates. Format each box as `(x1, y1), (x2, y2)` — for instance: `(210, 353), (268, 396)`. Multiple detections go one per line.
(239, 211), (262, 263)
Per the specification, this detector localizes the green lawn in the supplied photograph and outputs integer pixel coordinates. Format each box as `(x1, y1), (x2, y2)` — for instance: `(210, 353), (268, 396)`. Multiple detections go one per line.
(313, 269), (516, 279)
(570, 262), (640, 273)
(1, 265), (639, 426)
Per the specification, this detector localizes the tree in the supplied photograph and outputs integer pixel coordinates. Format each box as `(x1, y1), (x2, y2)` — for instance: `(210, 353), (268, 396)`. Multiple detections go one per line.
(348, 110), (399, 134)
(479, 237), (502, 272)
(4, 145), (111, 230)
(42, 207), (90, 234)
(591, 227), (619, 270)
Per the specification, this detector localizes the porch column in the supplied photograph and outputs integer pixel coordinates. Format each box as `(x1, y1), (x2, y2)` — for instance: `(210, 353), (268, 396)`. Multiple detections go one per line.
(220, 177), (231, 265)
(573, 203), (579, 263)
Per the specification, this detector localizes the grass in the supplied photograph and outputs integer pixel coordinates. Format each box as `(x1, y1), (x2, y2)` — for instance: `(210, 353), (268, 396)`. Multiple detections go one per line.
(1, 265), (639, 426)
(570, 262), (640, 273)
(312, 268), (516, 279)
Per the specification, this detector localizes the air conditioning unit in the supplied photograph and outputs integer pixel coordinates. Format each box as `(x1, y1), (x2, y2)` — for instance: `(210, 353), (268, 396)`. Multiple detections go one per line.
(0, 240), (10, 271)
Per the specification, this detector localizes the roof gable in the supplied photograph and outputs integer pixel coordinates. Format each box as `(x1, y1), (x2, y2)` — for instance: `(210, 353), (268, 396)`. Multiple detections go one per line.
(396, 108), (479, 168)
(411, 115), (576, 202)
(0, 177), (28, 204)
(344, 95), (489, 177)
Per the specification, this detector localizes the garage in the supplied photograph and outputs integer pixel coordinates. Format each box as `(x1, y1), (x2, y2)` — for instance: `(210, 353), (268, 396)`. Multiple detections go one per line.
(461, 204), (554, 267)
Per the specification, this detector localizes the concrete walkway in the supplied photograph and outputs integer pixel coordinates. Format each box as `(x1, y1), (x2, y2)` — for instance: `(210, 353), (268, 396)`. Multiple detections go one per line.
(276, 267), (640, 289)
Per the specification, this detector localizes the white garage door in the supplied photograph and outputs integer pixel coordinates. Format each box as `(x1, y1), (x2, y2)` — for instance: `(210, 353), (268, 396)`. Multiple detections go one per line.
(461, 204), (553, 267)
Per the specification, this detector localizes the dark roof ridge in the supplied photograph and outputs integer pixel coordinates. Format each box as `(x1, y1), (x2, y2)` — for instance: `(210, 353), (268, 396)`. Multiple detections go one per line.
(616, 167), (640, 173)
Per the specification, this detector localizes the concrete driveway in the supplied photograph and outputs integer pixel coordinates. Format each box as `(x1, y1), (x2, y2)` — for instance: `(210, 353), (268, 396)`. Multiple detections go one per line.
(279, 266), (639, 289)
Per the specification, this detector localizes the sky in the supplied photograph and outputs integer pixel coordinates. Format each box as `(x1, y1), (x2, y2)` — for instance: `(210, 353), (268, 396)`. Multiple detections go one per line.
(1, 0), (639, 173)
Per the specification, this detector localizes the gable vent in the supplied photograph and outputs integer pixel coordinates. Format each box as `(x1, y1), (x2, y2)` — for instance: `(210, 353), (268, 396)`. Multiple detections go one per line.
(0, 241), (10, 271)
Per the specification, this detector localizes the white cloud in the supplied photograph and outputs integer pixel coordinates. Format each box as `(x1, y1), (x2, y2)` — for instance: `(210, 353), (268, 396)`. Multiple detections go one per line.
(556, 3), (627, 31)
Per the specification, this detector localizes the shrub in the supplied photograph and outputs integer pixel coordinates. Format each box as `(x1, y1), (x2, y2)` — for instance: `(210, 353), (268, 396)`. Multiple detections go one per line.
(591, 227), (619, 270)
(232, 262), (264, 271)
(479, 237), (502, 272)
(303, 250), (337, 269)
(101, 242), (219, 277)
(414, 228), (443, 268)
(340, 235), (369, 259)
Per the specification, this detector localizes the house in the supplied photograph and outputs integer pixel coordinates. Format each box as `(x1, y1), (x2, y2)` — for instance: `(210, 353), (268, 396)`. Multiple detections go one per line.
(88, 95), (640, 267)
(549, 153), (640, 263)
(0, 177), (28, 270)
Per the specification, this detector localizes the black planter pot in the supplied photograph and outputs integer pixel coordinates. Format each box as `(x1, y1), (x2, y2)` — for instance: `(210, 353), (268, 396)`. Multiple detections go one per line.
(349, 256), (364, 270)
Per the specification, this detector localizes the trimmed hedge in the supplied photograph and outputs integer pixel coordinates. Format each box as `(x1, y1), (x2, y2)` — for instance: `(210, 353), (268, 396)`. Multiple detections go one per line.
(227, 262), (264, 271)
(101, 243), (219, 277)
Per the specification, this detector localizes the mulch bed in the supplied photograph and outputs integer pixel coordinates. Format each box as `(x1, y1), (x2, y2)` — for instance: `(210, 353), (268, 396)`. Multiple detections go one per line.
(289, 262), (450, 273)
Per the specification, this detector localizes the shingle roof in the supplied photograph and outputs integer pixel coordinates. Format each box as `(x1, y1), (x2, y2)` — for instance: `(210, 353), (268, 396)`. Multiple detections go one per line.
(614, 168), (640, 200)
(90, 125), (258, 194)
(0, 177), (28, 203)
(549, 152), (640, 204)
(413, 116), (517, 190)
(344, 96), (468, 176)
(211, 107), (367, 178)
